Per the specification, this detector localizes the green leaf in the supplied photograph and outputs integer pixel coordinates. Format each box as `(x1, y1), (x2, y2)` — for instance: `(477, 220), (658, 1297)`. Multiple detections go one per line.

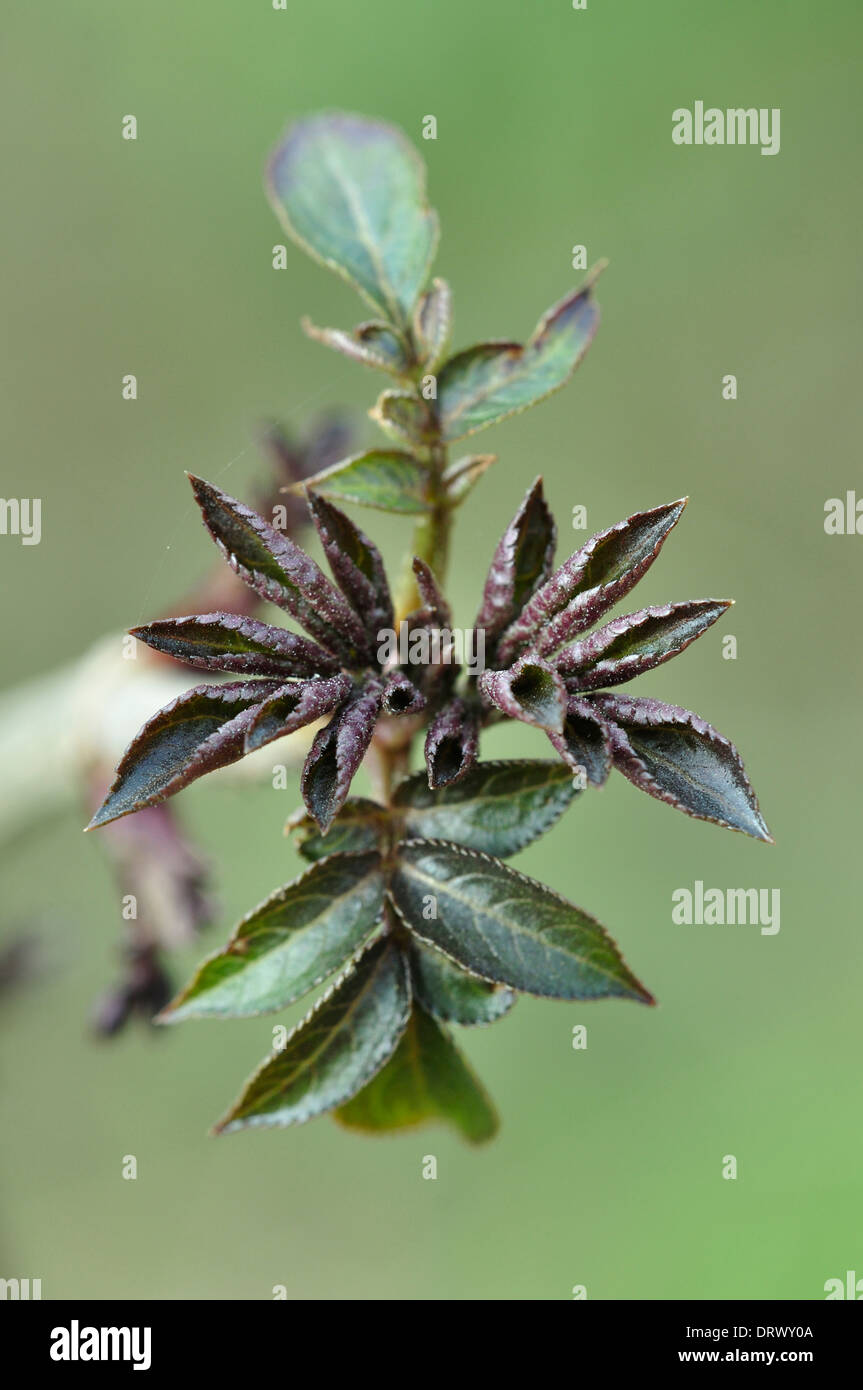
(302, 317), (409, 376)
(335, 1004), (499, 1144)
(299, 450), (432, 514)
(413, 277), (453, 369)
(214, 936), (411, 1133)
(389, 839), (654, 1003)
(393, 759), (578, 857)
(442, 454), (496, 506)
(370, 389), (432, 447)
(286, 798), (387, 862)
(161, 852), (385, 1021)
(409, 940), (515, 1026)
(267, 112), (439, 327)
(436, 269), (603, 441)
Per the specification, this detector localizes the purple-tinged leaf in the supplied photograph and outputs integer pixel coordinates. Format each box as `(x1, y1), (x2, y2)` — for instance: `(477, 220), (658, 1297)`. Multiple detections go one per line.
(592, 694), (772, 841)
(87, 681), (284, 830)
(369, 389), (432, 447)
(424, 697), (479, 789)
(302, 317), (408, 376)
(413, 277), (452, 370)
(307, 491), (394, 641)
(130, 612), (341, 679)
(498, 498), (687, 664)
(302, 678), (383, 831)
(442, 453), (496, 506)
(556, 600), (731, 690)
(479, 656), (566, 734)
(474, 478), (556, 643)
(412, 558), (451, 627)
(546, 695), (612, 786)
(187, 474), (367, 659)
(244, 674), (351, 754)
(381, 672), (426, 717)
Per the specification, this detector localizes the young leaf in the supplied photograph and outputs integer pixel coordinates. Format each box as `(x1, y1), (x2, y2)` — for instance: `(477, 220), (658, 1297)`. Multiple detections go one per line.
(424, 697), (479, 788)
(479, 656), (567, 733)
(393, 759), (577, 857)
(411, 557), (451, 626)
(381, 671), (426, 716)
(307, 491), (394, 638)
(556, 600), (730, 689)
(131, 613), (340, 679)
(592, 694), (773, 842)
(244, 673), (351, 754)
(335, 1004), (499, 1143)
(413, 277), (453, 369)
(214, 936), (411, 1134)
(187, 474), (367, 658)
(302, 678), (382, 830)
(436, 274), (602, 441)
(546, 695), (612, 786)
(370, 389), (432, 447)
(409, 941), (515, 1026)
(160, 852), (385, 1021)
(87, 681), (284, 830)
(302, 317), (408, 376)
(389, 839), (654, 1003)
(267, 112), (439, 327)
(286, 798), (387, 862)
(442, 454), (496, 506)
(474, 478), (556, 642)
(498, 498), (687, 663)
(297, 450), (432, 514)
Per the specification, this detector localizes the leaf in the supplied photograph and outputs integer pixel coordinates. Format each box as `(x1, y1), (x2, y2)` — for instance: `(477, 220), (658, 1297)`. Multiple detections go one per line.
(297, 450), (432, 514)
(413, 277), (452, 369)
(214, 936), (411, 1133)
(442, 454), (496, 506)
(370, 389), (432, 447)
(187, 474), (367, 658)
(302, 678), (382, 830)
(393, 759), (577, 857)
(479, 656), (567, 733)
(474, 478), (556, 641)
(381, 671), (426, 716)
(302, 317), (409, 376)
(408, 942), (515, 1026)
(87, 681), (283, 830)
(244, 673), (351, 754)
(335, 1004), (499, 1144)
(389, 839), (654, 1003)
(556, 600), (730, 689)
(546, 695), (612, 786)
(267, 112), (438, 326)
(498, 498), (687, 664)
(591, 694), (773, 842)
(161, 852), (386, 1021)
(130, 612), (340, 679)
(286, 798), (387, 862)
(424, 697), (479, 788)
(436, 271), (602, 441)
(411, 557), (451, 626)
(307, 491), (394, 639)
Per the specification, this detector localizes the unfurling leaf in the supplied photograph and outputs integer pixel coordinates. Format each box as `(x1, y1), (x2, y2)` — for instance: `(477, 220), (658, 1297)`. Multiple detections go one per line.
(244, 674), (351, 753)
(131, 613), (340, 679)
(479, 656), (567, 733)
(393, 759), (577, 857)
(424, 697), (479, 788)
(214, 936), (411, 1133)
(335, 1004), (499, 1143)
(546, 695), (612, 786)
(408, 942), (515, 1026)
(188, 474), (367, 658)
(411, 557), (451, 626)
(381, 671), (426, 716)
(307, 491), (394, 638)
(389, 839), (654, 1003)
(436, 274), (602, 441)
(442, 454), (496, 506)
(498, 498), (687, 663)
(556, 600), (730, 689)
(302, 317), (409, 376)
(413, 277), (453, 369)
(592, 694), (772, 842)
(87, 682), (284, 830)
(370, 389), (432, 447)
(297, 450), (432, 514)
(474, 478), (556, 642)
(267, 112), (438, 326)
(287, 798), (387, 862)
(160, 852), (385, 1021)
(302, 678), (382, 830)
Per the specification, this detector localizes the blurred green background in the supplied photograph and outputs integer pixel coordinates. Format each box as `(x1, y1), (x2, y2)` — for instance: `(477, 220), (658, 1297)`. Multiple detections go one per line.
(1, 0), (861, 1300)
